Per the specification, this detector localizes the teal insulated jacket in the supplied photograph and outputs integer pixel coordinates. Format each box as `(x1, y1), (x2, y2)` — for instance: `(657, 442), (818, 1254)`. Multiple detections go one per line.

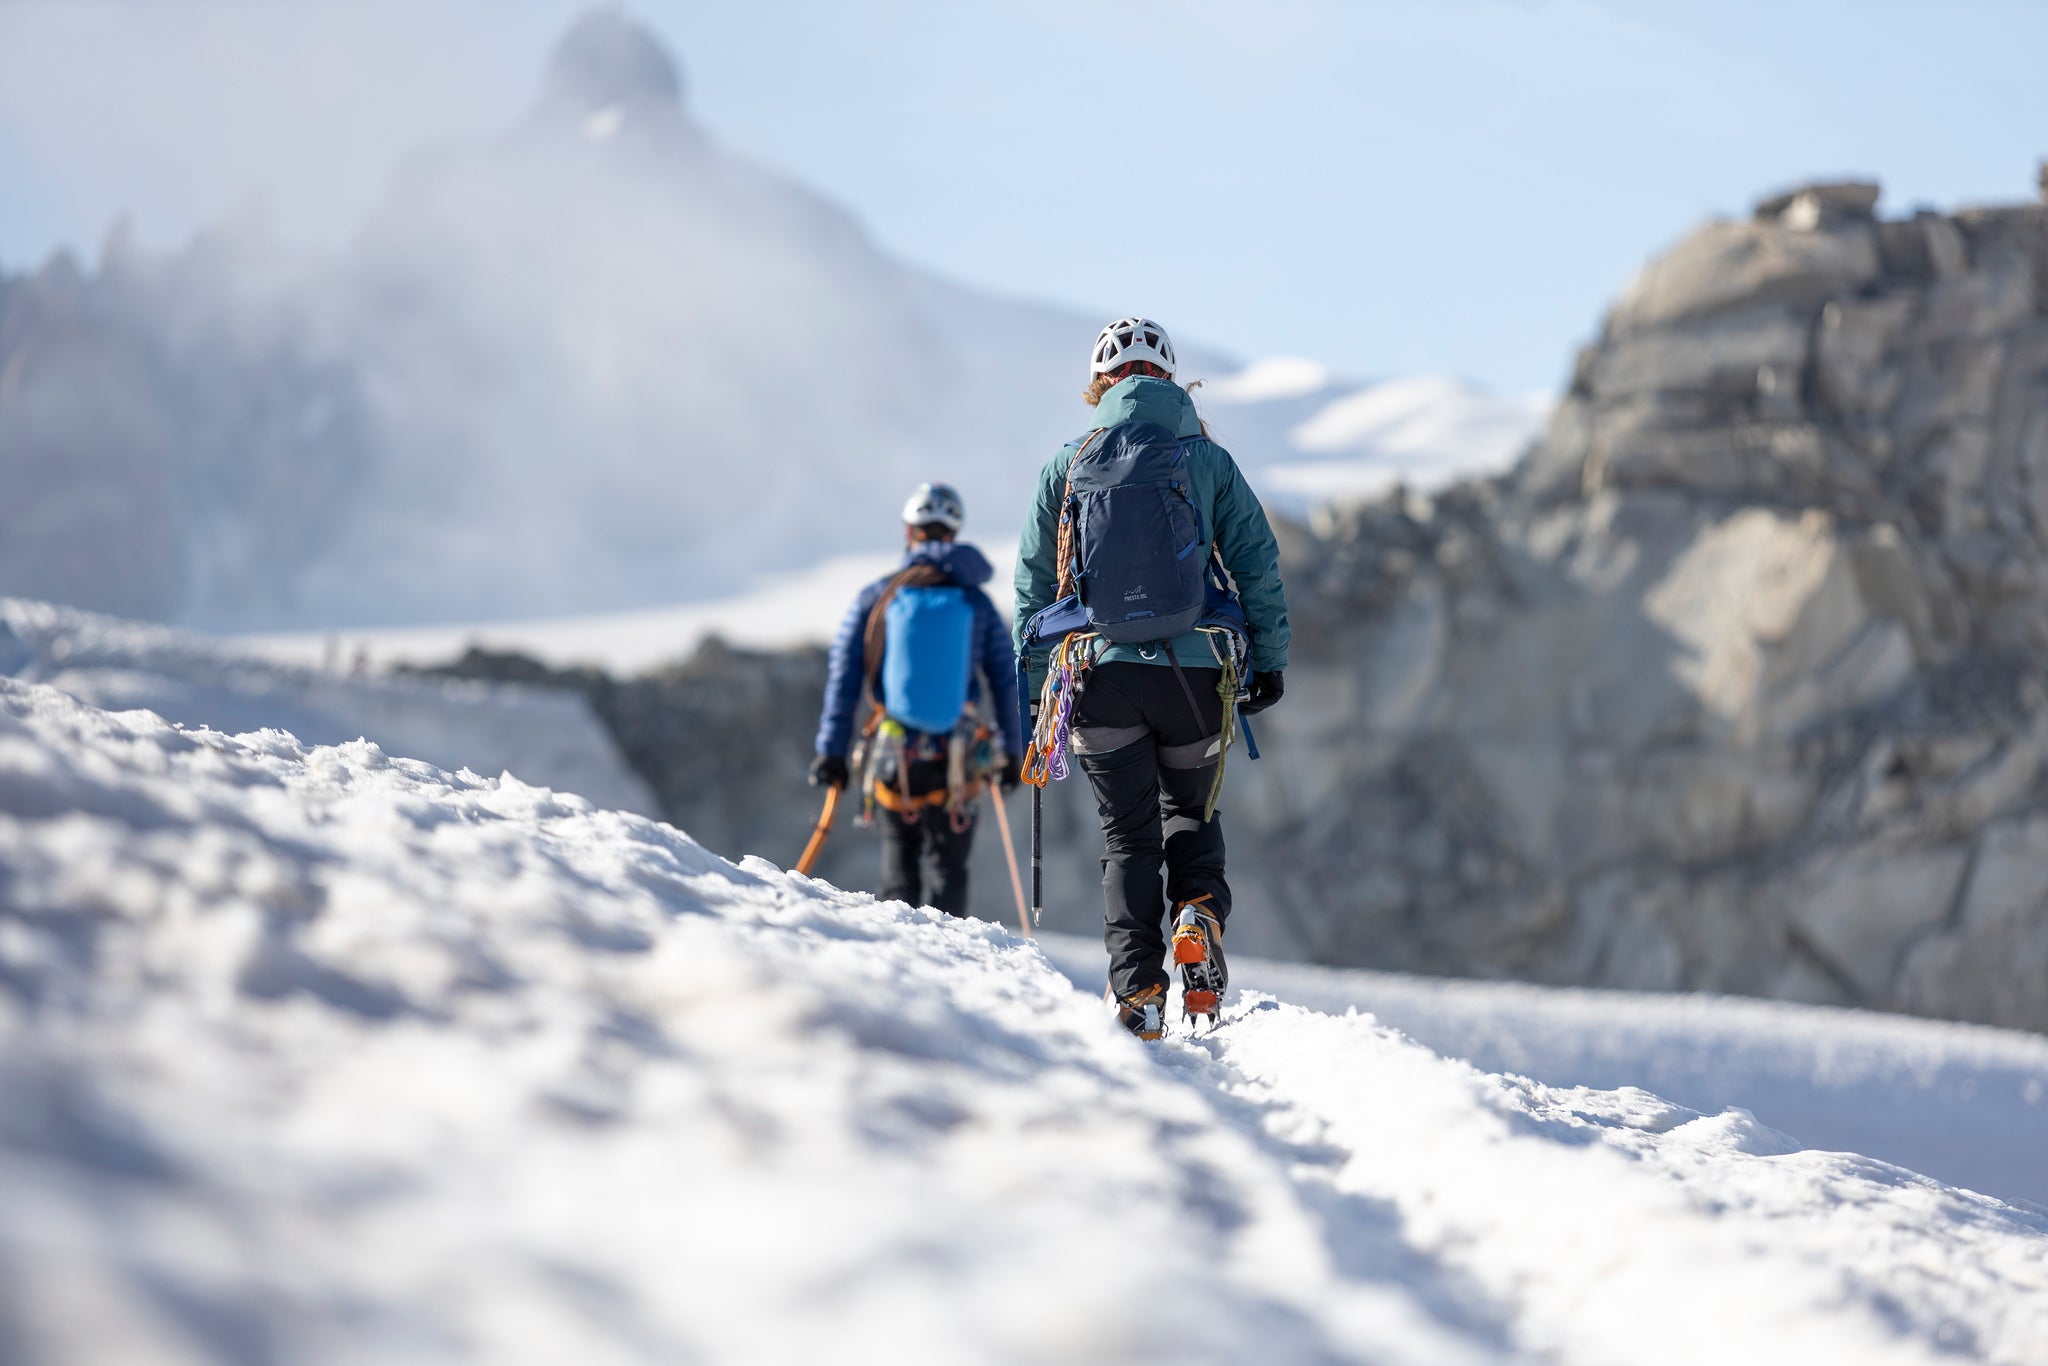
(1013, 376), (1290, 691)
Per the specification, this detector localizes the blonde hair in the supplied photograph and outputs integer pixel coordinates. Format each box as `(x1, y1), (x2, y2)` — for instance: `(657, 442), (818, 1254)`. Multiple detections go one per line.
(1081, 372), (1122, 407)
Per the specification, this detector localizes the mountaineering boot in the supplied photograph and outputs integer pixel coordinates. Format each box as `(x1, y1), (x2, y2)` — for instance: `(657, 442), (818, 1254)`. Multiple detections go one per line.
(1111, 983), (1168, 1041)
(1171, 898), (1227, 1023)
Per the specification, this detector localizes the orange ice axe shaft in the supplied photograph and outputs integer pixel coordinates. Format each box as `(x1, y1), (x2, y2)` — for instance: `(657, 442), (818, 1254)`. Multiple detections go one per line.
(795, 784), (842, 876)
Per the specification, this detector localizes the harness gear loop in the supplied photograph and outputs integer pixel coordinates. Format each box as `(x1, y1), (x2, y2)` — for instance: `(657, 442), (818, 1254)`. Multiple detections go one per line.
(1021, 631), (1101, 787)
(850, 706), (886, 827)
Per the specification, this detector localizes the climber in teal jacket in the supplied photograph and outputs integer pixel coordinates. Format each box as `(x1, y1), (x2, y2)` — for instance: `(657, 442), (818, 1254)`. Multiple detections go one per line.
(1013, 318), (1289, 1041)
(1013, 375), (1290, 691)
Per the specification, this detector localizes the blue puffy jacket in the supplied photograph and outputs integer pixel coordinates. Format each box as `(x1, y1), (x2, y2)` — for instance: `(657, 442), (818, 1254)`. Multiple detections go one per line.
(814, 540), (1024, 760)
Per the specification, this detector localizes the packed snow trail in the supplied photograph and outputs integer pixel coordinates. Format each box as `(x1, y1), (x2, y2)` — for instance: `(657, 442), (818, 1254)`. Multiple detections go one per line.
(1, 679), (2044, 1364)
(1188, 1005), (2048, 1363)
(1037, 936), (2048, 1209)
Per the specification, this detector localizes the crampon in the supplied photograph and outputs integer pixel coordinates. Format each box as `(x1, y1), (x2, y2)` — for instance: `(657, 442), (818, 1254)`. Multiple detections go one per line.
(1171, 897), (1227, 1027)
(1110, 983), (1168, 1041)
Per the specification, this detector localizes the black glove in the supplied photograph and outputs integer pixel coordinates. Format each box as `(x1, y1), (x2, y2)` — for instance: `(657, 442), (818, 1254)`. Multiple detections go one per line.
(998, 756), (1023, 793)
(1239, 670), (1285, 717)
(808, 753), (849, 789)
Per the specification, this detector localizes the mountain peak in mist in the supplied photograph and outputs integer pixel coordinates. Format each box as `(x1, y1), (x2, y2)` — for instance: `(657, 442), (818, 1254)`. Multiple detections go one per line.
(542, 7), (683, 116)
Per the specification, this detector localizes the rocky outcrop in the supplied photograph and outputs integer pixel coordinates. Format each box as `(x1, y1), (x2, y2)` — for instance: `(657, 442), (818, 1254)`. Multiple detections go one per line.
(1249, 173), (2048, 1032)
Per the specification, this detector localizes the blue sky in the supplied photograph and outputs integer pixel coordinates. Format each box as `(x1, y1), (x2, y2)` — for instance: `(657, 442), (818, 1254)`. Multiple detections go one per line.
(1, 0), (2044, 392)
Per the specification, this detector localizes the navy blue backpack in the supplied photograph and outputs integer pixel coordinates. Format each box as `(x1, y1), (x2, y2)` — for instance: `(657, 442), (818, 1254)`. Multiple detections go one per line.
(1039, 422), (1209, 644)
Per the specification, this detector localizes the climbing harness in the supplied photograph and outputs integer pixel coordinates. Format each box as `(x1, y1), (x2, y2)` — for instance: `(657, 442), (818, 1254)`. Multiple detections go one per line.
(851, 562), (1002, 831)
(1021, 620), (1253, 821)
(858, 714), (993, 831)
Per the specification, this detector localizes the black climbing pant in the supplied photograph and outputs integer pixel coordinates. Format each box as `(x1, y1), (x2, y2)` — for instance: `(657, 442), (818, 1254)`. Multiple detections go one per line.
(876, 756), (976, 916)
(1071, 661), (1229, 1000)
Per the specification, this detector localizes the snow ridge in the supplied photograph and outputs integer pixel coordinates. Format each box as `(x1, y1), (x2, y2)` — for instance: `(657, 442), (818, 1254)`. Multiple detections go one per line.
(1, 677), (2043, 1363)
(0, 596), (657, 816)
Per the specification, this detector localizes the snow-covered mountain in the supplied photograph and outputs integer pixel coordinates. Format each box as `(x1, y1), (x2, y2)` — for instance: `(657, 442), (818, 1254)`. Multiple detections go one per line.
(1, 675), (2043, 1363)
(0, 8), (1541, 631)
(1204, 363), (1550, 513)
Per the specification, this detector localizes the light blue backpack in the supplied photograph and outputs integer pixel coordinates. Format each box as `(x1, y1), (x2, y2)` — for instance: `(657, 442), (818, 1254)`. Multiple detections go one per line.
(881, 585), (974, 734)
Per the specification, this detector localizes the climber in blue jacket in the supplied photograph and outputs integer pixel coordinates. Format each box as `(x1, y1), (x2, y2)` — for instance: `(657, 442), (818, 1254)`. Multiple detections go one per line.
(810, 483), (1023, 915)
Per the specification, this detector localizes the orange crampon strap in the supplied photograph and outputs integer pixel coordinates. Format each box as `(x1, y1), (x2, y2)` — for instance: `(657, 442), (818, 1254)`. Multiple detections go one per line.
(1171, 895), (1217, 963)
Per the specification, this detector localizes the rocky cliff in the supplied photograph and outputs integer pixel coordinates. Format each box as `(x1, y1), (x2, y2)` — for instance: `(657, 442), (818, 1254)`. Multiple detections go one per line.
(1250, 173), (2048, 1032)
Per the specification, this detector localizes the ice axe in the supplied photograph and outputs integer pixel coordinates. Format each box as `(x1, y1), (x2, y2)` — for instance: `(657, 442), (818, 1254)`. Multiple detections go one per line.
(795, 784), (841, 876)
(1030, 782), (1043, 932)
(1015, 655), (1044, 935)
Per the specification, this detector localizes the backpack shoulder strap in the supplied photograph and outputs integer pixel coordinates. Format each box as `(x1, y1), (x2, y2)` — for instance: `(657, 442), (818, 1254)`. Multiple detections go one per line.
(1064, 426), (1113, 488)
(1054, 428), (1111, 600)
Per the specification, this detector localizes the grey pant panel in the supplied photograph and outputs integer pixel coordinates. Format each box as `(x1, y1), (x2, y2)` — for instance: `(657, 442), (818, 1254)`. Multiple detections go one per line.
(1159, 734), (1224, 769)
(1077, 723), (1220, 769)
(1072, 722), (1150, 754)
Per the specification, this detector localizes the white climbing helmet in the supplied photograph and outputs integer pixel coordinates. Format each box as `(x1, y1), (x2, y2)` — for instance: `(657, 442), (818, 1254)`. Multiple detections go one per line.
(1090, 317), (1176, 376)
(901, 481), (966, 532)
